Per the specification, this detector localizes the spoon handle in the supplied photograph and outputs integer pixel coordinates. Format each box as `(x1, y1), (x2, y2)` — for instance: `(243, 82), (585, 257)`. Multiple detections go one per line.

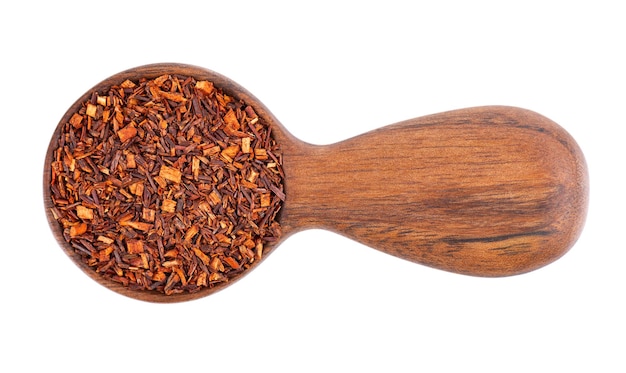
(280, 106), (587, 276)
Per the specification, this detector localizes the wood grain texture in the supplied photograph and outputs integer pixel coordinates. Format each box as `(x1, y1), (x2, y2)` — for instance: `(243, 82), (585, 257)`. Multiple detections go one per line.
(278, 106), (588, 276)
(44, 63), (588, 302)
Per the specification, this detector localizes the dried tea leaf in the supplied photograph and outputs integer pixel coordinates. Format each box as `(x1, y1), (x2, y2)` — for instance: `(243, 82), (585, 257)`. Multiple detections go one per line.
(76, 205), (94, 220)
(221, 144), (240, 161)
(129, 182), (144, 196)
(127, 240), (144, 254)
(195, 80), (214, 95)
(260, 193), (271, 207)
(86, 103), (97, 118)
(161, 199), (177, 213)
(159, 165), (182, 183)
(69, 113), (83, 128)
(117, 125), (137, 142)
(254, 148), (268, 160)
(97, 236), (114, 245)
(142, 208), (155, 223)
(192, 248), (211, 266)
(223, 256), (240, 269)
(241, 137), (251, 153)
(210, 257), (225, 272)
(120, 221), (152, 231)
(69, 222), (87, 237)
(120, 79), (136, 89)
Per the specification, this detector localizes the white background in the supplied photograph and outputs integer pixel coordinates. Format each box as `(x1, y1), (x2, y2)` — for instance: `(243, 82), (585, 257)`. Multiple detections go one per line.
(1, 1), (624, 372)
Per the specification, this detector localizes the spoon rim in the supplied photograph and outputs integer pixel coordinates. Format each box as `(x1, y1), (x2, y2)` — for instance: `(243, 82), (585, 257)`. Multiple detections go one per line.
(43, 63), (289, 303)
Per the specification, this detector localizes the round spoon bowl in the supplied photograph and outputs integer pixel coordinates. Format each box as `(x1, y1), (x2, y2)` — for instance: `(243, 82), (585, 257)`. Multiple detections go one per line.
(44, 63), (292, 302)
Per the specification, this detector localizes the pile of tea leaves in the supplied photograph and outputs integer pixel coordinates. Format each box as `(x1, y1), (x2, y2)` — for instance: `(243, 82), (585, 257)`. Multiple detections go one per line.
(48, 74), (284, 295)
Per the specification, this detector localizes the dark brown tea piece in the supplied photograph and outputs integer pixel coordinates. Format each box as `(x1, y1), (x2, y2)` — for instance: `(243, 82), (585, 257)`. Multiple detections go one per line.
(48, 74), (284, 295)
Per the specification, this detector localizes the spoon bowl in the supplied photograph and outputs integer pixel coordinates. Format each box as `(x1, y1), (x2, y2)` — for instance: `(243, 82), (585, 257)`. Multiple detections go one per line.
(44, 63), (588, 302)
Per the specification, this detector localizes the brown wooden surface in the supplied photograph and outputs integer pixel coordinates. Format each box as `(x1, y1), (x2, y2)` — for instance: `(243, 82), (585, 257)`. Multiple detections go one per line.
(278, 106), (588, 277)
(43, 63), (588, 302)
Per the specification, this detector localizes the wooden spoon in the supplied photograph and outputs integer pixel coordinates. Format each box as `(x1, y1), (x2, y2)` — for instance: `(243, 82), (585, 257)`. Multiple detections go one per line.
(43, 63), (588, 302)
